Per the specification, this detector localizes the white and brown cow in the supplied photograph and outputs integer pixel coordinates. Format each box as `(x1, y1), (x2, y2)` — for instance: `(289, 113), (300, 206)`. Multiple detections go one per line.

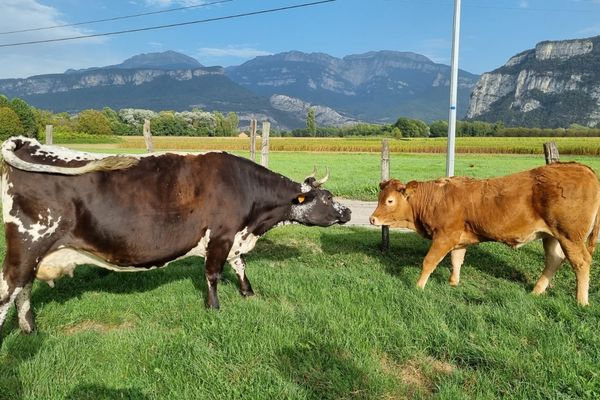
(0, 137), (351, 337)
(370, 162), (600, 305)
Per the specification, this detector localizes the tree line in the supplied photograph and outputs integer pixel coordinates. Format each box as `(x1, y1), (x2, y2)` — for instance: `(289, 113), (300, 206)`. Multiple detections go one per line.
(2, 94), (600, 140)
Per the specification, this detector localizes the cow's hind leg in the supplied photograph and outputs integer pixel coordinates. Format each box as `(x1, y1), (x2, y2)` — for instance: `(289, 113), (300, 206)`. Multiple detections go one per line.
(558, 238), (592, 306)
(15, 283), (35, 333)
(0, 270), (20, 336)
(229, 257), (254, 297)
(417, 237), (457, 289)
(532, 237), (565, 296)
(204, 238), (233, 310)
(448, 247), (466, 287)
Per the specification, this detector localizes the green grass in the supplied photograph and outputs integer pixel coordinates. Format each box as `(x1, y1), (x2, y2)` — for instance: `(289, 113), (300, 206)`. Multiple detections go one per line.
(2, 226), (600, 399)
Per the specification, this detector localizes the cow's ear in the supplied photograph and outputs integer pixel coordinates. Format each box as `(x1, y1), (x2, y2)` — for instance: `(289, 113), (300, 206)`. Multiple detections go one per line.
(403, 181), (418, 198)
(389, 180), (406, 192)
(293, 190), (315, 205)
(380, 179), (405, 191)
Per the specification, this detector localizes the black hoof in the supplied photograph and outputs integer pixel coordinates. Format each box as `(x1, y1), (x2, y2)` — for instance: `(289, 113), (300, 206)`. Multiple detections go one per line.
(240, 289), (255, 297)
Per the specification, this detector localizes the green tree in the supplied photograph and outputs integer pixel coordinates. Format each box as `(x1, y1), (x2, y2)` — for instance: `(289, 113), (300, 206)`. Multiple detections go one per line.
(391, 127), (402, 139)
(394, 117), (428, 137)
(0, 95), (9, 108)
(76, 109), (113, 135)
(429, 120), (448, 137)
(306, 108), (316, 137)
(10, 98), (38, 138)
(226, 112), (239, 136)
(150, 112), (188, 136)
(0, 107), (25, 139)
(103, 107), (135, 135)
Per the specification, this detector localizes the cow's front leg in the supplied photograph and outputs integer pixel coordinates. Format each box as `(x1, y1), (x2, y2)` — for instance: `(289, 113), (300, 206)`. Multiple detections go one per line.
(204, 238), (233, 310)
(229, 257), (254, 297)
(416, 237), (456, 289)
(448, 247), (467, 286)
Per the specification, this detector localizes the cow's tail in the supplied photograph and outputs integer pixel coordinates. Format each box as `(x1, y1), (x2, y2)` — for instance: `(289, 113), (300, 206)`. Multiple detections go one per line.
(588, 204), (600, 256)
(1, 137), (139, 175)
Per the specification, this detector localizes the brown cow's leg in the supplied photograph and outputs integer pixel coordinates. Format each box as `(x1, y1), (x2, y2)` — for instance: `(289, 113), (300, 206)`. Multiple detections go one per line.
(229, 257), (254, 297)
(417, 238), (456, 289)
(204, 238), (233, 310)
(559, 239), (592, 306)
(448, 247), (467, 287)
(532, 237), (565, 295)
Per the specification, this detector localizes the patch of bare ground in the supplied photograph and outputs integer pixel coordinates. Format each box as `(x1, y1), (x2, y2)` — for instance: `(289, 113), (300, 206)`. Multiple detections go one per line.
(380, 353), (454, 399)
(63, 320), (134, 335)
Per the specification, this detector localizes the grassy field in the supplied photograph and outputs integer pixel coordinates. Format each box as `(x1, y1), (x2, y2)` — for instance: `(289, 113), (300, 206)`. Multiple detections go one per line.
(2, 138), (600, 398)
(107, 136), (600, 156)
(1, 225), (600, 399)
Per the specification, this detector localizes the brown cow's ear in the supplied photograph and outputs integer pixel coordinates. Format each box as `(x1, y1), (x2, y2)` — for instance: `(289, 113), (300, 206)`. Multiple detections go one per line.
(404, 181), (418, 197)
(390, 180), (406, 192)
(380, 179), (406, 192)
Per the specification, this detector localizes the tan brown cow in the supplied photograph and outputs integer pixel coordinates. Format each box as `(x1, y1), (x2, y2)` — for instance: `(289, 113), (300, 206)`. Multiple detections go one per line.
(370, 162), (600, 305)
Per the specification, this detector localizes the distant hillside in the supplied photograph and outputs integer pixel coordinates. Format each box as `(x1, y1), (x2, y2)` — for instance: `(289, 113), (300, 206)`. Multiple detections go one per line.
(226, 50), (479, 122)
(0, 50), (480, 128)
(467, 35), (600, 127)
(65, 50), (203, 74)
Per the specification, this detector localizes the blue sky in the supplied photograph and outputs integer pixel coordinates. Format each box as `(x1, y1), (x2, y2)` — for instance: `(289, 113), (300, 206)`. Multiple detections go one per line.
(1, 0), (599, 79)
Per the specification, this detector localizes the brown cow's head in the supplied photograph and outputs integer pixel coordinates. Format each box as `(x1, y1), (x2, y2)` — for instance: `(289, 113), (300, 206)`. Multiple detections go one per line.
(289, 168), (351, 226)
(370, 179), (415, 227)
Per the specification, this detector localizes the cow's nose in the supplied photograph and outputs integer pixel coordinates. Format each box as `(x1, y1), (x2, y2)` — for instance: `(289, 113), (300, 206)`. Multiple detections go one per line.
(370, 216), (378, 225)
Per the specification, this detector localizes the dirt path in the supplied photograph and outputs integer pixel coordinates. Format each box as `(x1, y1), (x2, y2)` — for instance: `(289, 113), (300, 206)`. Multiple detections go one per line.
(336, 198), (378, 228)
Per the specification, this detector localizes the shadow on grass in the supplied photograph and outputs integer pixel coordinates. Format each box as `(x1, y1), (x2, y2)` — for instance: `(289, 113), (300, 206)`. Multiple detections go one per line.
(65, 384), (149, 400)
(0, 332), (46, 400)
(276, 340), (377, 399)
(319, 228), (531, 289)
(30, 242), (301, 309)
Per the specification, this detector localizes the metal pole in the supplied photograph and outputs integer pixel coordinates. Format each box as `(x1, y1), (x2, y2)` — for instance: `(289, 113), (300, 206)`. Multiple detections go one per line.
(446, 0), (461, 177)
(381, 139), (390, 252)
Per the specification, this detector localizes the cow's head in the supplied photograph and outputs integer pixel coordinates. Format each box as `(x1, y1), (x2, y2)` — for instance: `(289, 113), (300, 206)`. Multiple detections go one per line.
(370, 179), (415, 227)
(289, 168), (351, 226)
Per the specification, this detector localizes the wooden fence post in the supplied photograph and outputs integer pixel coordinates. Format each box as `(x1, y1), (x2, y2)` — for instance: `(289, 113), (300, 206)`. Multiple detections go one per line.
(45, 125), (53, 145)
(143, 119), (153, 153)
(249, 119), (257, 162)
(261, 121), (270, 168)
(381, 139), (390, 252)
(543, 141), (559, 164)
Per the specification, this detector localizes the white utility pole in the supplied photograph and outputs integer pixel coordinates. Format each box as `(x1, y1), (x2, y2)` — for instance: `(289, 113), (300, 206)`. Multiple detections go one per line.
(446, 0), (462, 177)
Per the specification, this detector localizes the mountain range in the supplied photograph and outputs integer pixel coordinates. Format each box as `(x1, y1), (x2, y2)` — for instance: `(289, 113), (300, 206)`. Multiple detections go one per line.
(0, 50), (479, 129)
(467, 35), (600, 128)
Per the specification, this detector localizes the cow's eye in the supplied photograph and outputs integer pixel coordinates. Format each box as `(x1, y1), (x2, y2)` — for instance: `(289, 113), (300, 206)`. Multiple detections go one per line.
(327, 195), (333, 202)
(387, 199), (393, 204)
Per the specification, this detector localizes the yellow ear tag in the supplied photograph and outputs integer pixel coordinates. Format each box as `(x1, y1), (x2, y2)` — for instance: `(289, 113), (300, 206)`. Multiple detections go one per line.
(297, 195), (305, 204)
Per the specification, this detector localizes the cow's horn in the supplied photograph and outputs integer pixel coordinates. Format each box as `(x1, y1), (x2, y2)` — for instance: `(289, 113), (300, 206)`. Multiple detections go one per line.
(316, 167), (329, 186)
(304, 166), (317, 181)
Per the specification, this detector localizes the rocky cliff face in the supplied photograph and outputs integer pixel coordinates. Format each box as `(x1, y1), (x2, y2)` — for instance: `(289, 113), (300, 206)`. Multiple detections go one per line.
(467, 36), (600, 127)
(0, 67), (223, 97)
(269, 94), (358, 127)
(226, 50), (478, 122)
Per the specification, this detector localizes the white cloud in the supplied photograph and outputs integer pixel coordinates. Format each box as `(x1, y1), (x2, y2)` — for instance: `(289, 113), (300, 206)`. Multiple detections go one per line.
(518, 0), (529, 8)
(0, 0), (114, 78)
(197, 46), (273, 58)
